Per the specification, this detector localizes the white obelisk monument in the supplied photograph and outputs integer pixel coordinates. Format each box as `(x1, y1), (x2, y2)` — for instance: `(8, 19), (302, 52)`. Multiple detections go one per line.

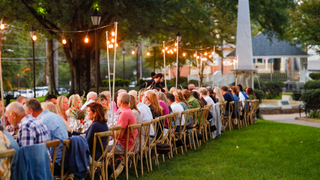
(234, 0), (255, 88)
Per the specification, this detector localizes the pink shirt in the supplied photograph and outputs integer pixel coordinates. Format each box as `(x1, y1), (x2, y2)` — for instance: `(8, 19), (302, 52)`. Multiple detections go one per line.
(116, 106), (138, 151)
(159, 99), (170, 127)
(109, 101), (118, 112)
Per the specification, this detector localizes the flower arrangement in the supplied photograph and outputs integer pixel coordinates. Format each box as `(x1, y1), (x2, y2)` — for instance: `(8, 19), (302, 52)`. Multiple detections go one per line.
(67, 105), (86, 121)
(103, 104), (110, 112)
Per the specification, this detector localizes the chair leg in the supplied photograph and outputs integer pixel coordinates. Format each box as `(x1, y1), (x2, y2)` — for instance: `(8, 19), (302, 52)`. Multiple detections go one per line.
(183, 134), (187, 152)
(133, 155), (138, 178)
(192, 132), (196, 149)
(188, 133), (193, 149)
(140, 152), (144, 176)
(90, 165), (95, 180)
(149, 149), (153, 172)
(126, 156), (129, 180)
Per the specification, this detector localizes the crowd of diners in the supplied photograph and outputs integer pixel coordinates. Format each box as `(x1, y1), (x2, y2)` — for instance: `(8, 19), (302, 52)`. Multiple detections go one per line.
(0, 72), (258, 179)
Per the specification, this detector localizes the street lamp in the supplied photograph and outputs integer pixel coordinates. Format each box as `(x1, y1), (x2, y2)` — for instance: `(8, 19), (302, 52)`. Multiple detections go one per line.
(122, 48), (126, 81)
(91, 9), (101, 94)
(152, 40), (157, 72)
(29, 25), (37, 98)
(176, 32), (182, 88)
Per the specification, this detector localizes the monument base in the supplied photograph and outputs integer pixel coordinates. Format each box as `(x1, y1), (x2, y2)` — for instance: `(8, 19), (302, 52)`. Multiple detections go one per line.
(232, 69), (256, 88)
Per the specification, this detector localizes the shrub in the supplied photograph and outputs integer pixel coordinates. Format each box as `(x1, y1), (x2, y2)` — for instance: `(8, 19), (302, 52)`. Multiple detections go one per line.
(301, 89), (320, 110)
(188, 80), (198, 86)
(262, 81), (283, 99)
(253, 89), (264, 102)
(292, 92), (302, 101)
(309, 73), (320, 80)
(304, 80), (320, 90)
(254, 80), (265, 90)
(102, 78), (130, 87)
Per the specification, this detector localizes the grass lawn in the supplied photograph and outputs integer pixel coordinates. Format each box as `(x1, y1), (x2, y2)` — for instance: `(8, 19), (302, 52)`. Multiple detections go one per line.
(119, 119), (320, 180)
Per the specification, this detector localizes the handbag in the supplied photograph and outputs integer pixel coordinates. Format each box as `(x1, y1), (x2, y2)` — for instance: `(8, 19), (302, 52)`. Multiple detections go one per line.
(185, 121), (194, 130)
(175, 139), (184, 147)
(197, 134), (203, 140)
(210, 125), (217, 132)
(207, 112), (213, 120)
(156, 143), (171, 154)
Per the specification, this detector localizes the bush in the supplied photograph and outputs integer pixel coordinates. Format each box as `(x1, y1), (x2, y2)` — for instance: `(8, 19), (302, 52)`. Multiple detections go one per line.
(254, 80), (265, 90)
(304, 80), (320, 90)
(253, 89), (265, 102)
(301, 89), (320, 110)
(188, 80), (198, 86)
(102, 78), (130, 87)
(292, 92), (302, 101)
(309, 73), (320, 80)
(262, 81), (283, 99)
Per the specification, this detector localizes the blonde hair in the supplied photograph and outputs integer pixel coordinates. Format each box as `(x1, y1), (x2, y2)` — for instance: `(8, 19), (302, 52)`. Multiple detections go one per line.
(41, 102), (58, 114)
(145, 90), (163, 115)
(68, 94), (81, 108)
(199, 87), (208, 96)
(173, 90), (188, 106)
(169, 87), (177, 94)
(101, 91), (111, 97)
(138, 88), (147, 102)
(129, 95), (140, 114)
(214, 87), (225, 103)
(57, 96), (68, 115)
(158, 92), (170, 106)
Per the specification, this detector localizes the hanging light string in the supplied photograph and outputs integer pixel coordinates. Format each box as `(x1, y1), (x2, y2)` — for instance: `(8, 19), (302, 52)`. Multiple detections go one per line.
(0, 13), (114, 33)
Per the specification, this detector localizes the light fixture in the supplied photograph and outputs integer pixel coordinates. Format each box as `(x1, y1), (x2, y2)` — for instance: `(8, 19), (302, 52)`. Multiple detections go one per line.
(165, 47), (168, 50)
(162, 49), (165, 53)
(122, 48), (126, 55)
(29, 26), (37, 41)
(175, 42), (178, 46)
(193, 53), (197, 57)
(197, 56), (200, 59)
(167, 50), (170, 54)
(0, 22), (5, 30)
(204, 52), (207, 56)
(201, 57), (207, 62)
(209, 55), (212, 58)
(111, 31), (115, 36)
(115, 43), (118, 47)
(170, 50), (174, 54)
(131, 49), (135, 55)
(62, 37), (67, 44)
(107, 40), (110, 44)
(174, 48), (177, 52)
(91, 9), (101, 26)
(147, 51), (150, 56)
(176, 32), (182, 42)
(182, 52), (186, 57)
(111, 38), (115, 43)
(108, 44), (114, 48)
(84, 35), (89, 43)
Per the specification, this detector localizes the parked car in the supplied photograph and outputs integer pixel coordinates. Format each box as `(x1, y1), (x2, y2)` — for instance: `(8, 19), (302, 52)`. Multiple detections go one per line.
(20, 89), (34, 98)
(57, 88), (68, 95)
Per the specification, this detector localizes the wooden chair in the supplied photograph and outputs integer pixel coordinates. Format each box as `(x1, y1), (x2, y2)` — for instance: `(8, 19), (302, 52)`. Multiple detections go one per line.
(204, 104), (213, 141)
(44, 139), (61, 176)
(106, 126), (121, 180)
(188, 108), (200, 149)
(0, 149), (15, 179)
(139, 121), (151, 175)
(88, 131), (112, 180)
(244, 100), (251, 126)
(114, 124), (141, 180)
(219, 102), (227, 129)
(175, 110), (189, 153)
(249, 100), (259, 124)
(235, 101), (242, 128)
(159, 114), (173, 162)
(200, 107), (211, 142)
(223, 101), (234, 131)
(169, 112), (179, 157)
(149, 118), (160, 171)
(60, 139), (74, 180)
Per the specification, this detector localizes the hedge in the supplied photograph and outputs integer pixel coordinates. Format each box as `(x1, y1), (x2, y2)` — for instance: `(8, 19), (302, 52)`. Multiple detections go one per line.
(304, 80), (320, 90)
(102, 78), (130, 87)
(301, 89), (320, 110)
(253, 89), (264, 102)
(309, 73), (320, 80)
(262, 81), (283, 99)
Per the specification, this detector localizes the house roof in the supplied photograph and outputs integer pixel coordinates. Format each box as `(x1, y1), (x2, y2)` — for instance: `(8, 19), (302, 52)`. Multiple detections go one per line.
(227, 32), (308, 57)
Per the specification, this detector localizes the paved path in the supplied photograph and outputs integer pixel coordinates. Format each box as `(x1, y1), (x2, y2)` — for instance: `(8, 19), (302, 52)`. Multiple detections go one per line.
(262, 113), (320, 128)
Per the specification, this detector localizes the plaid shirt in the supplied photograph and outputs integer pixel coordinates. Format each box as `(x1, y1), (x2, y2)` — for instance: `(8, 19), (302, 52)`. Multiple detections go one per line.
(17, 114), (50, 147)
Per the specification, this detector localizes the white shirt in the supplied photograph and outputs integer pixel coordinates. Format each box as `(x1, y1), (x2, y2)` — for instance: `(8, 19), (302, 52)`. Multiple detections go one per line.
(80, 99), (95, 110)
(137, 102), (154, 136)
(239, 91), (246, 106)
(171, 102), (185, 126)
(204, 96), (215, 119)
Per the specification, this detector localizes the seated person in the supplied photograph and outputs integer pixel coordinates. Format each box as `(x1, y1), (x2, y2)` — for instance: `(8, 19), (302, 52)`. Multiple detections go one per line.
(108, 92), (137, 152)
(85, 102), (109, 161)
(45, 94), (58, 106)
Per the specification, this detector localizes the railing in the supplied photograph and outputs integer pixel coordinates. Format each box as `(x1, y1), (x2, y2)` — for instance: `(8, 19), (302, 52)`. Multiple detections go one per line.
(258, 71), (300, 81)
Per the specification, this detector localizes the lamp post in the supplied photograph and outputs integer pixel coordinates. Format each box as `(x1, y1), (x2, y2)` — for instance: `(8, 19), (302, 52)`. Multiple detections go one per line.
(29, 26), (36, 98)
(122, 48), (126, 81)
(176, 32), (182, 88)
(91, 9), (101, 94)
(152, 40), (157, 72)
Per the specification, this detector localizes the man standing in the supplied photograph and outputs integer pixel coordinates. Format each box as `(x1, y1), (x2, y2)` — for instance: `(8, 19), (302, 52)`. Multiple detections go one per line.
(45, 94), (58, 106)
(140, 72), (156, 89)
(24, 98), (68, 174)
(109, 92), (137, 152)
(6, 102), (50, 147)
(182, 89), (200, 109)
(81, 92), (97, 110)
(145, 73), (165, 92)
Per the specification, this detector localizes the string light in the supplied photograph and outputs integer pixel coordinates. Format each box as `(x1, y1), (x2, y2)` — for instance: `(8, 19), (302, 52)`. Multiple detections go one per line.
(62, 37), (67, 44)
(0, 22), (5, 30)
(175, 43), (177, 46)
(165, 47), (168, 50)
(146, 46), (150, 56)
(182, 52), (186, 57)
(193, 53), (197, 57)
(32, 33), (37, 41)
(107, 40), (110, 44)
(111, 38), (115, 43)
(131, 49), (135, 55)
(84, 35), (89, 43)
(108, 44), (114, 48)
(174, 48), (177, 52)
(209, 55), (212, 58)
(115, 43), (118, 47)
(111, 31), (115, 36)
(162, 49), (165, 53)
(170, 50), (174, 54)
(167, 50), (170, 54)
(204, 52), (207, 56)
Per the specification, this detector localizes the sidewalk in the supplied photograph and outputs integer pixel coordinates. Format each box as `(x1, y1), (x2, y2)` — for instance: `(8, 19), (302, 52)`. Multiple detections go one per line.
(262, 113), (320, 128)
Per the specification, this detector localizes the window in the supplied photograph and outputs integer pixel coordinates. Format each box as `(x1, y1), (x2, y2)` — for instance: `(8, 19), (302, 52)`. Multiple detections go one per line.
(253, 59), (256, 63)
(257, 59), (263, 63)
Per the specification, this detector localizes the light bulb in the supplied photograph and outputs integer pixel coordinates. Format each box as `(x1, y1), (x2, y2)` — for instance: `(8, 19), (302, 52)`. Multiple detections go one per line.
(0, 23), (5, 30)
(165, 47), (168, 50)
(182, 52), (186, 57)
(111, 31), (115, 36)
(108, 44), (114, 48)
(107, 40), (110, 44)
(175, 43), (178, 46)
(162, 49), (165, 53)
(174, 48), (177, 52)
(84, 35), (89, 43)
(131, 50), (135, 55)
(147, 51), (150, 56)
(167, 50), (170, 54)
(204, 52), (207, 56)
(209, 55), (212, 58)
(32, 33), (37, 41)
(116, 43), (118, 47)
(170, 50), (173, 54)
(62, 37), (67, 44)
(111, 39), (115, 43)
(193, 53), (197, 57)
(197, 56), (200, 59)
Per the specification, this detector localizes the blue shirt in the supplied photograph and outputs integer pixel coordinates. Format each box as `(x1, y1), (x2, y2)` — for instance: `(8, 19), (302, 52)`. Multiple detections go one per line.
(4, 131), (19, 180)
(37, 109), (68, 165)
(223, 92), (234, 110)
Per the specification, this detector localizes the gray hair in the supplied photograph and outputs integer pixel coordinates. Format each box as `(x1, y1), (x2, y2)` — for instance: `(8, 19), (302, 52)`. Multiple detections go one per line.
(7, 102), (26, 118)
(41, 102), (58, 114)
(25, 98), (42, 112)
(128, 90), (138, 100)
(87, 92), (97, 100)
(118, 92), (130, 105)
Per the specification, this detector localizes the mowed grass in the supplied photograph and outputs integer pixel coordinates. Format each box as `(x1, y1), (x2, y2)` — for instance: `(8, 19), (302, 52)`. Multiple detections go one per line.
(118, 119), (320, 180)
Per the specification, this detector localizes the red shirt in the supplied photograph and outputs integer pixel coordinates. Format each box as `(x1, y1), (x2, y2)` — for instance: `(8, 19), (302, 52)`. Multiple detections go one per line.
(116, 106), (138, 151)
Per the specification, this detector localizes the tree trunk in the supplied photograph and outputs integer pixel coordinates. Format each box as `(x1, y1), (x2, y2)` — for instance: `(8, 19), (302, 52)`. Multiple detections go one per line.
(90, 46), (101, 88)
(46, 39), (58, 95)
(63, 34), (92, 96)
